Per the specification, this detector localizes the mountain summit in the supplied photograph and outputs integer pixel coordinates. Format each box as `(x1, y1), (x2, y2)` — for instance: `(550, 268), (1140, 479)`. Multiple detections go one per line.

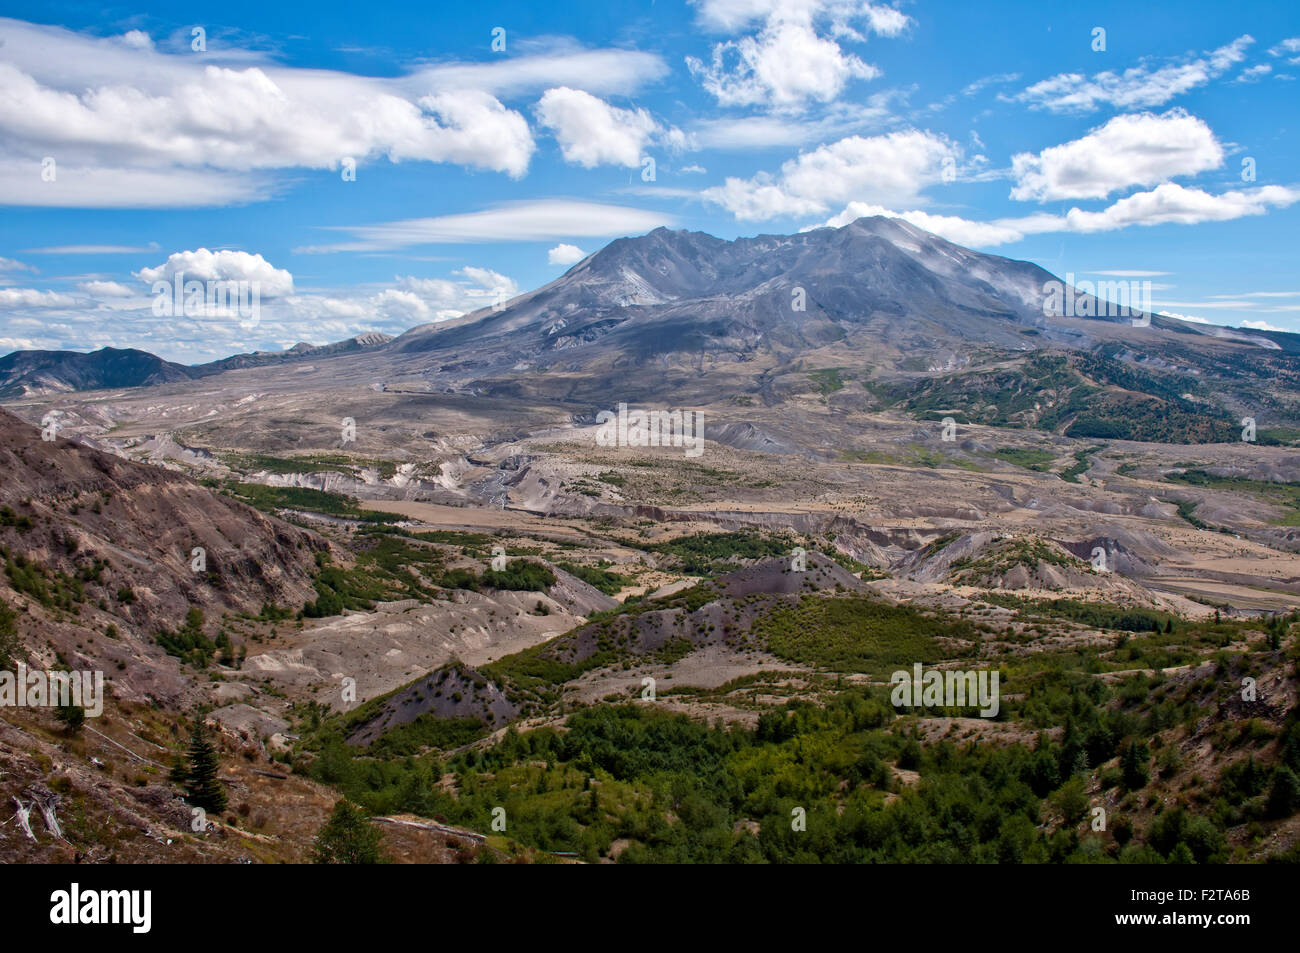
(390, 216), (1065, 362)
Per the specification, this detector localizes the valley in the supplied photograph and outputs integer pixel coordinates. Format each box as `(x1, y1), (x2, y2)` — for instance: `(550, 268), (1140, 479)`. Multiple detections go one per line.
(2, 218), (1299, 864)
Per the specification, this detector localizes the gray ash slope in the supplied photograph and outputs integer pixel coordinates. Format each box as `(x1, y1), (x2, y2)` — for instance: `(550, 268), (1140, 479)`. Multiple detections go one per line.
(391, 216), (1067, 363)
(376, 216), (1286, 412)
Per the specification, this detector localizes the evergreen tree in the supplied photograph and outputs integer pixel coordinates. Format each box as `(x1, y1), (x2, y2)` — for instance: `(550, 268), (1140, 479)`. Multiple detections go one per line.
(1267, 766), (1300, 818)
(1120, 739), (1150, 791)
(183, 724), (227, 813)
(312, 799), (385, 864)
(168, 751), (188, 785)
(54, 702), (85, 734)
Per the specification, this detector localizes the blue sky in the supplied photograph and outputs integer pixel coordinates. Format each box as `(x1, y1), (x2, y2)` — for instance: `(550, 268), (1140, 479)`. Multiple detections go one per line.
(0, 0), (1297, 362)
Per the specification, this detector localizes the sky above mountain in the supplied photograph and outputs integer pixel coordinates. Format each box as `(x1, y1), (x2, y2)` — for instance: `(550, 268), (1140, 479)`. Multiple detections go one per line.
(0, 0), (1297, 362)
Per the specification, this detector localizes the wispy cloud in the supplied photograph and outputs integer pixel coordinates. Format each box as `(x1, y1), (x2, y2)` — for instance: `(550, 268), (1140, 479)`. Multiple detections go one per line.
(298, 199), (676, 252)
(1009, 36), (1253, 113)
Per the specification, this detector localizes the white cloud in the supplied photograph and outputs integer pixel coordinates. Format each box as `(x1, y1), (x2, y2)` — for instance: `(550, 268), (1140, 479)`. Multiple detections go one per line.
(548, 243), (587, 265)
(1062, 182), (1300, 232)
(691, 0), (908, 36)
(688, 94), (896, 148)
(702, 130), (959, 220)
(1267, 37), (1300, 65)
(407, 44), (669, 97)
(688, 18), (876, 109)
(300, 199), (676, 252)
(686, 1), (907, 110)
(0, 288), (78, 309)
(134, 249), (295, 297)
(76, 279), (134, 297)
(1210, 291), (1300, 299)
(457, 266), (518, 299)
(536, 88), (658, 168)
(818, 202), (1027, 247)
(354, 268), (520, 324)
(22, 243), (159, 254)
(0, 256), (35, 272)
(1236, 64), (1272, 83)
(118, 30), (154, 52)
(0, 261), (527, 360)
(1241, 319), (1287, 332)
(0, 159), (278, 208)
(816, 183), (1300, 248)
(1011, 36), (1253, 113)
(0, 17), (543, 207)
(372, 289), (435, 323)
(1010, 110), (1223, 202)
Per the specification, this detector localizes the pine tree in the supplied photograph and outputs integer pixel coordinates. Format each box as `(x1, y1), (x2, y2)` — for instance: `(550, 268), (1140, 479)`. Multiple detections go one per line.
(168, 751), (188, 785)
(1267, 766), (1300, 818)
(312, 799), (385, 864)
(54, 702), (85, 734)
(184, 724), (227, 813)
(1120, 739), (1150, 791)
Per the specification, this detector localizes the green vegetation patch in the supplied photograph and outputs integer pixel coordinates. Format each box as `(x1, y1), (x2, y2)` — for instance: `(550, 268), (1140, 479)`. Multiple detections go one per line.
(752, 595), (968, 674)
(993, 447), (1056, 471)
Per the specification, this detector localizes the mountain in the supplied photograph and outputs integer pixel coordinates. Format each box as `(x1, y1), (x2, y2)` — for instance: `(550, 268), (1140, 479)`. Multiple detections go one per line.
(0, 406), (324, 706)
(371, 216), (1297, 440)
(0, 333), (393, 398)
(5, 217), (1299, 444)
(387, 216), (1075, 375)
(200, 331), (393, 374)
(0, 347), (194, 398)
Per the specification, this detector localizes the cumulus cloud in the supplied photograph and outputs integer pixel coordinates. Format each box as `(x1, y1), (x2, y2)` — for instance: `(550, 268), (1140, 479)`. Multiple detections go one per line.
(134, 249), (295, 297)
(1241, 319), (1287, 332)
(1010, 110), (1223, 202)
(1062, 183), (1300, 232)
(0, 58), (535, 178)
(0, 261), (525, 360)
(702, 130), (960, 220)
(548, 243), (587, 265)
(691, 0), (908, 37)
(0, 288), (77, 309)
(686, 1), (907, 110)
(321, 268), (519, 326)
(0, 17), (567, 206)
(76, 279), (134, 297)
(536, 88), (659, 168)
(1011, 36), (1253, 113)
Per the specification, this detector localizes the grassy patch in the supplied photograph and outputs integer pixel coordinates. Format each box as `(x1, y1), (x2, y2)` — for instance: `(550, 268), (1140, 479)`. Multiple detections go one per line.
(752, 595), (970, 674)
